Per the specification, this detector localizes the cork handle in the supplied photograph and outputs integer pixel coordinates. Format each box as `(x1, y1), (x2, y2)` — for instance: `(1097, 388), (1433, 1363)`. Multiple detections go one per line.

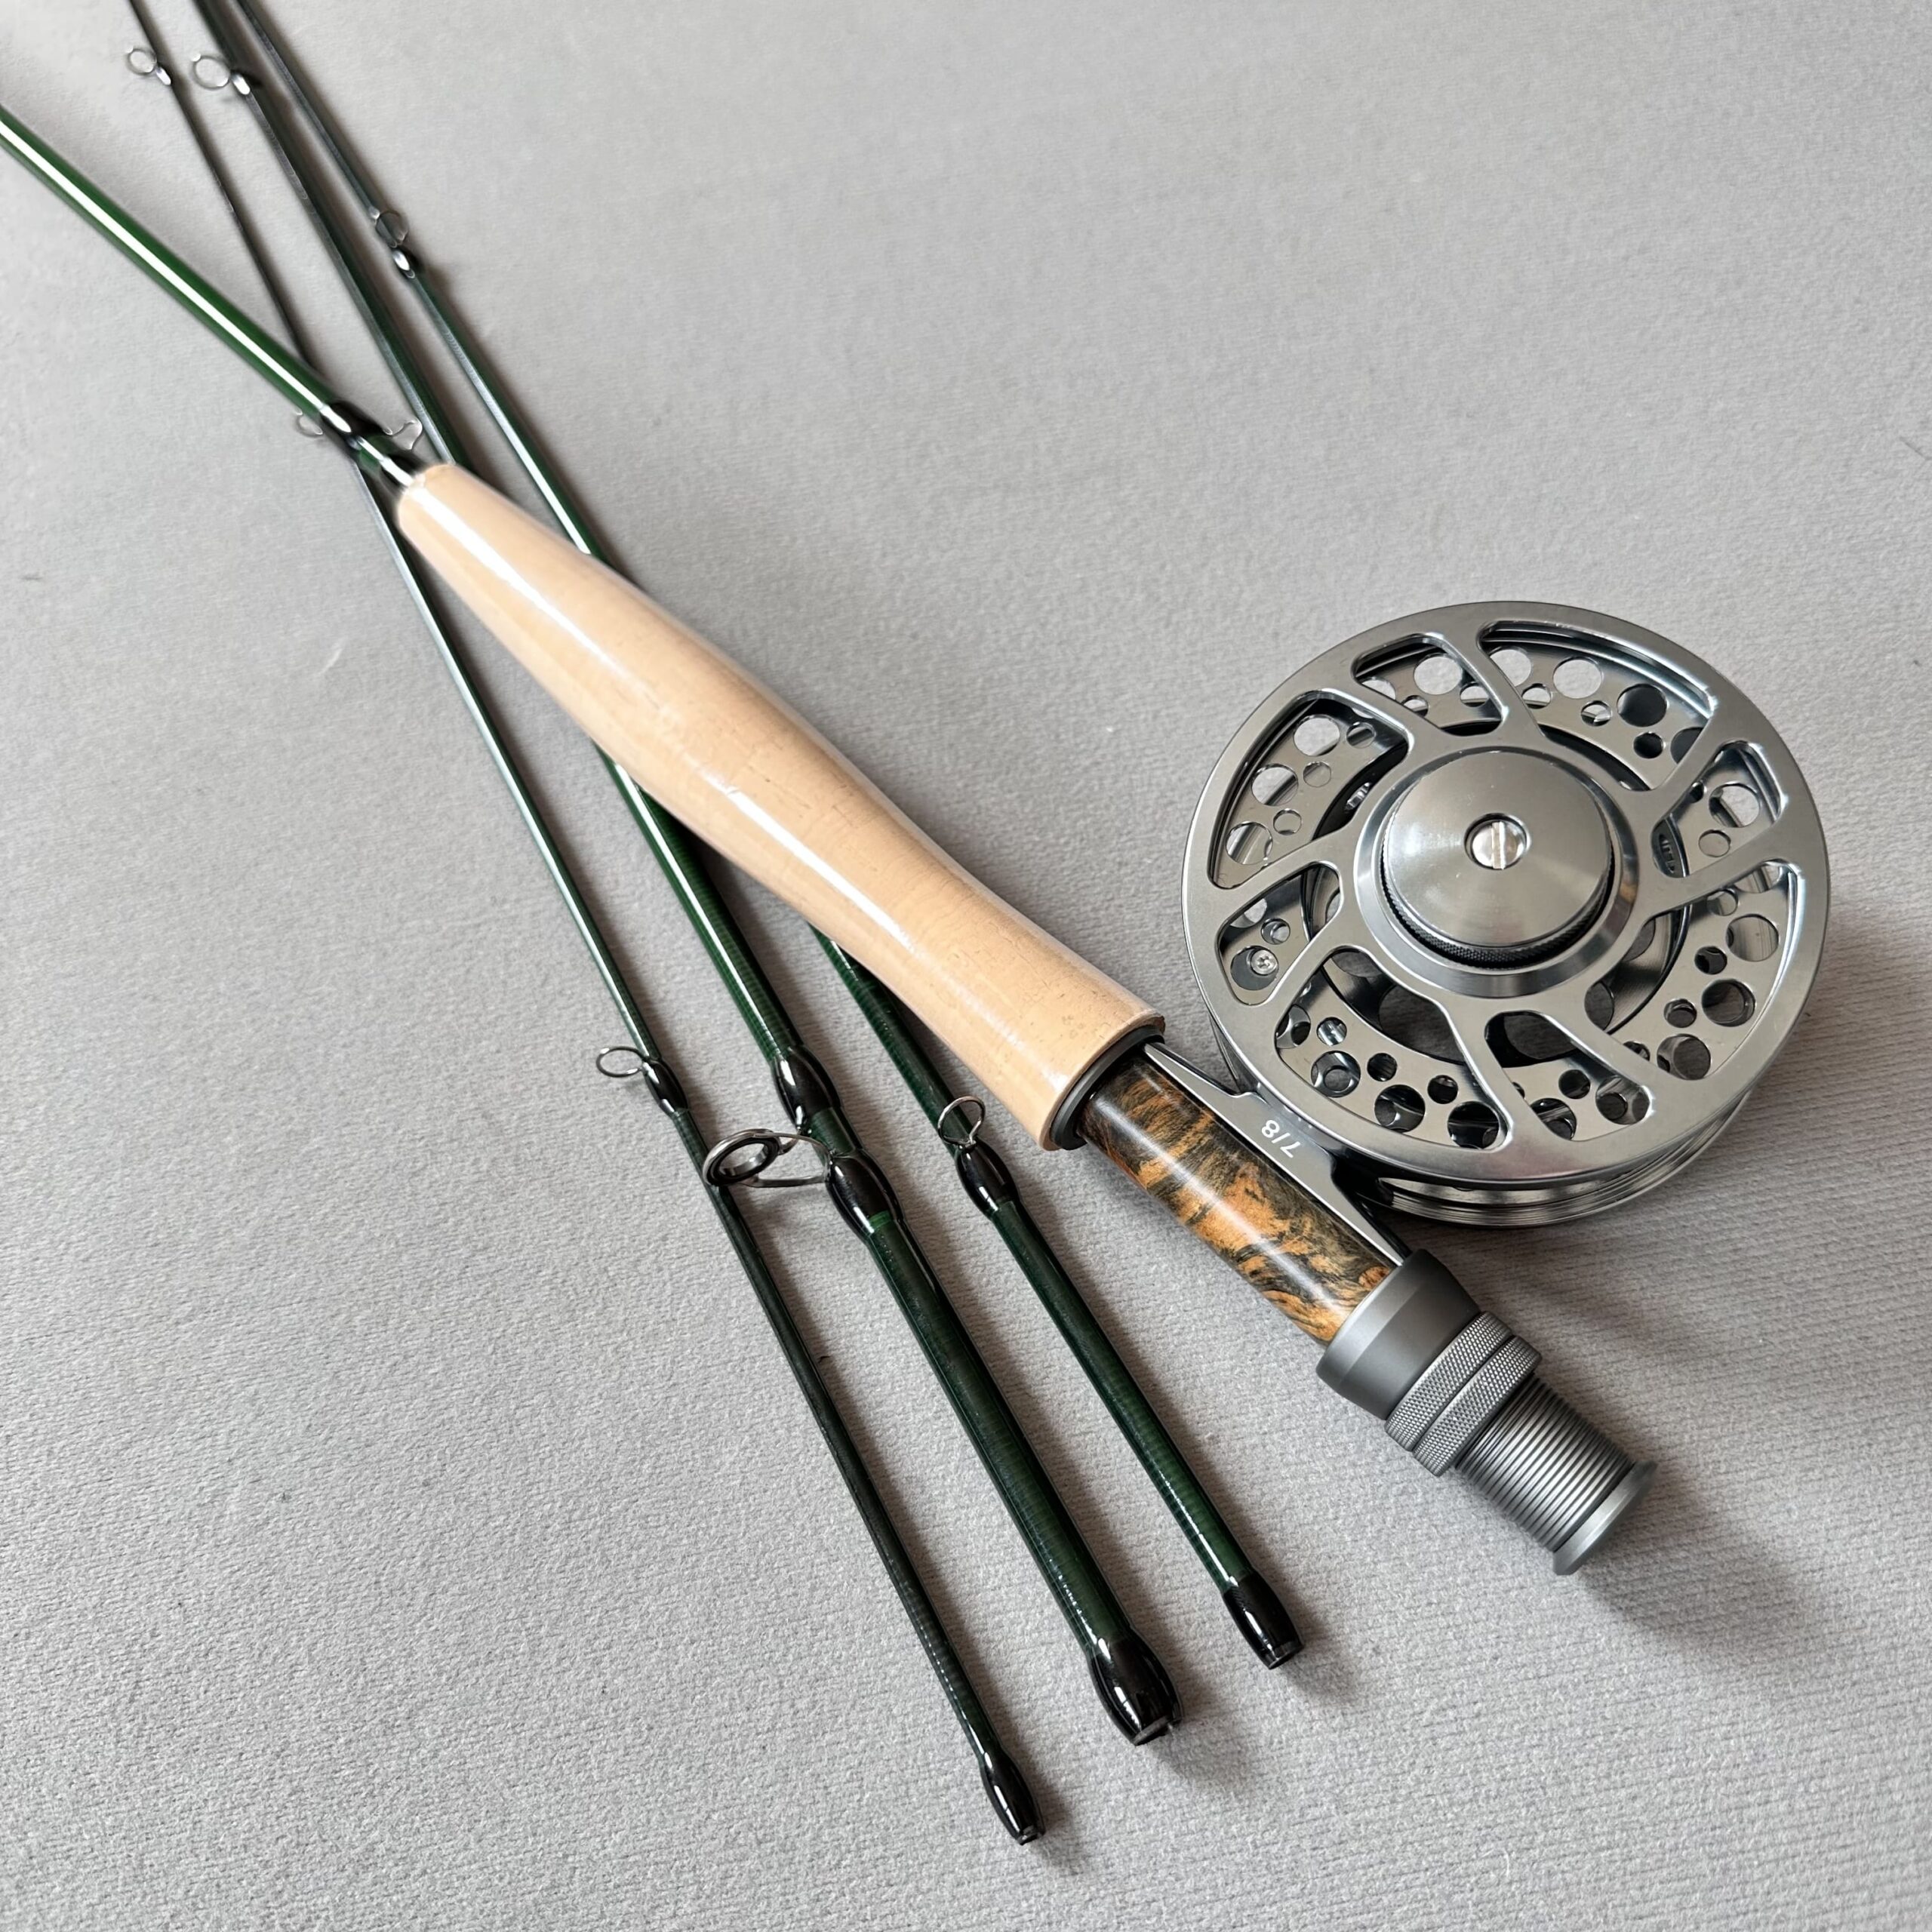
(395, 463), (1158, 1146)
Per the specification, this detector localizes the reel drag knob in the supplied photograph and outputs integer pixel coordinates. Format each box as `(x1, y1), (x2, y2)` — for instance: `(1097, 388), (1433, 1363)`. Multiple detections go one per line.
(1379, 751), (1615, 967)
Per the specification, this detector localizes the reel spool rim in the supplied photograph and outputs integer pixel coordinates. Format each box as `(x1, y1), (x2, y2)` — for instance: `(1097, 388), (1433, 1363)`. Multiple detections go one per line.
(1182, 601), (1829, 1223)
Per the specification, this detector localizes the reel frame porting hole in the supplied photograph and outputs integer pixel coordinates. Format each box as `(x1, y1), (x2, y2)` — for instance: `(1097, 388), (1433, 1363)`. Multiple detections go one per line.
(1183, 602), (1828, 1225)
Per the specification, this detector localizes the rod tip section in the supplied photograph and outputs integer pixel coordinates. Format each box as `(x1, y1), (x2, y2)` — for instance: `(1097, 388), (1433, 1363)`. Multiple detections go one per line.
(977, 1750), (1044, 1844)
(1087, 1632), (1180, 1744)
(1221, 1574), (1304, 1669)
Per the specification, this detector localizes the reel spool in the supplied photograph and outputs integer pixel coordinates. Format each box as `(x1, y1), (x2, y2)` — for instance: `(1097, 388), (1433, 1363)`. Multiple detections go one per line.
(1183, 603), (1827, 1226)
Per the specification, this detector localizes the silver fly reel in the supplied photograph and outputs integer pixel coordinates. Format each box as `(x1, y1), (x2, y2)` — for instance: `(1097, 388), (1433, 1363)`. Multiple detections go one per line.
(1183, 603), (1827, 1225)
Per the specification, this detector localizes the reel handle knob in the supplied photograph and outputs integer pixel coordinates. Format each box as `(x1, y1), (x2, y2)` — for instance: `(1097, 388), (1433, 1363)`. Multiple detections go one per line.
(396, 462), (1158, 1148)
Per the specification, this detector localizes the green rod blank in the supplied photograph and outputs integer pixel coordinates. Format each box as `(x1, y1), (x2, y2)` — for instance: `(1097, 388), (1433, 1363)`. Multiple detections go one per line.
(211, 0), (1297, 1676)
(820, 940), (1302, 1666)
(0, 100), (327, 414)
(214, 0), (1297, 1662)
(103, 10), (1042, 1842)
(180, 0), (1176, 1738)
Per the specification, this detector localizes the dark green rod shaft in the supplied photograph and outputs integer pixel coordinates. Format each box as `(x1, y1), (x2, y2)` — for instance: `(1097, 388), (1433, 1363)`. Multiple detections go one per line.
(376, 510), (1043, 1841)
(0, 99), (321, 412)
(180, 1), (1177, 1737)
(106, 23), (1041, 1841)
(217, 0), (1291, 1671)
(0, 100), (403, 491)
(377, 507), (1043, 1839)
(820, 940), (1302, 1665)
(186, 7), (472, 475)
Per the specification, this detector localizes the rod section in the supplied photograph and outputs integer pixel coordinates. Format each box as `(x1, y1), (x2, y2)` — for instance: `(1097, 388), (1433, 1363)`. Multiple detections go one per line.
(175, 2), (1177, 1737)
(0, 98), (408, 484)
(0, 97), (325, 414)
(104, 19), (1040, 1840)
(308, 78), (1296, 1632)
(820, 939), (1302, 1666)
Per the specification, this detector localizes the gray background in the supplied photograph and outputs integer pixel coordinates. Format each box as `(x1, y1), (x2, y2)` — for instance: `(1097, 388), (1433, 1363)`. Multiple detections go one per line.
(4, 2), (1928, 1926)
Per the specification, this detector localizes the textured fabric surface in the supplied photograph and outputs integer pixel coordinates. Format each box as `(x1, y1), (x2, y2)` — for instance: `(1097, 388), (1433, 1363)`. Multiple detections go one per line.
(3, 3), (1928, 1926)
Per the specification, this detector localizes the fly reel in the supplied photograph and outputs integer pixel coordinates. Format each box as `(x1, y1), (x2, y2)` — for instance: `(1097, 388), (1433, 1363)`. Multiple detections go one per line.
(1183, 603), (1828, 1226)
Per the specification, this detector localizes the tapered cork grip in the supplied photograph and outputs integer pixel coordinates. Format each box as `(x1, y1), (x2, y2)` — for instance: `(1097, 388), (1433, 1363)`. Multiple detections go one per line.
(395, 463), (1158, 1146)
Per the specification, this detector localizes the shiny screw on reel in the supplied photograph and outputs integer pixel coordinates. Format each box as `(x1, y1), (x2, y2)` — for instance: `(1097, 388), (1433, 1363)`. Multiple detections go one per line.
(1184, 603), (1828, 1225)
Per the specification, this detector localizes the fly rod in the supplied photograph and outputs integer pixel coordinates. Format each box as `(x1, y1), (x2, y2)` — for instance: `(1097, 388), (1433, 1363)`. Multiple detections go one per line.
(212, 0), (1301, 1667)
(130, 6), (1181, 1739)
(2, 93), (1657, 1575)
(112, 4), (1041, 1843)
